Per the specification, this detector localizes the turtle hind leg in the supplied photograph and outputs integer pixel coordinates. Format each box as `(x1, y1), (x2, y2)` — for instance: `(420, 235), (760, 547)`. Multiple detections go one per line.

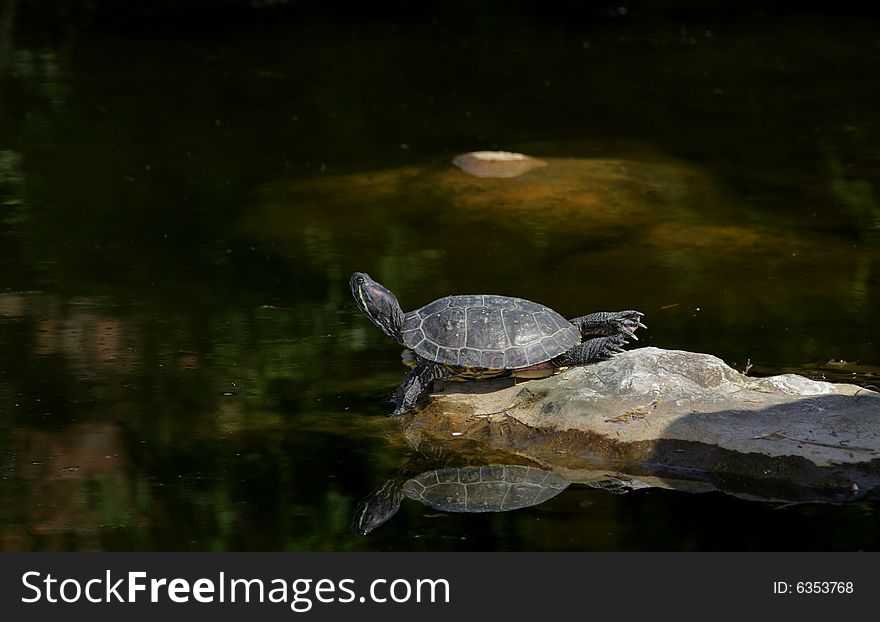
(570, 311), (646, 340)
(389, 362), (449, 417)
(551, 334), (629, 367)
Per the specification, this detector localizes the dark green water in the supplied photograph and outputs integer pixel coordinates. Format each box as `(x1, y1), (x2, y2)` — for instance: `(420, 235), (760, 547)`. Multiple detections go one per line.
(1, 3), (879, 551)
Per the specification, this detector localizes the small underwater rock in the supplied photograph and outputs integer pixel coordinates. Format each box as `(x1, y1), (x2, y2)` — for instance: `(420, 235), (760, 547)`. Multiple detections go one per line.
(452, 151), (548, 178)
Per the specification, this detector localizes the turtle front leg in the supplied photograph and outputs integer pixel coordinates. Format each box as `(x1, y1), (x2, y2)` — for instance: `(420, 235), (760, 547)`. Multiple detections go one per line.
(569, 311), (646, 340)
(390, 362), (449, 417)
(551, 334), (629, 367)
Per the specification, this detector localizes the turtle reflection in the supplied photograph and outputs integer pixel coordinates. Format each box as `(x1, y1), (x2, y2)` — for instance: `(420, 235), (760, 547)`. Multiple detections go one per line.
(352, 464), (570, 535)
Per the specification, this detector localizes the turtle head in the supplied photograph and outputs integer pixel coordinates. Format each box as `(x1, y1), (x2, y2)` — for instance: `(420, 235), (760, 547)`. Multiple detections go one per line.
(350, 272), (404, 344)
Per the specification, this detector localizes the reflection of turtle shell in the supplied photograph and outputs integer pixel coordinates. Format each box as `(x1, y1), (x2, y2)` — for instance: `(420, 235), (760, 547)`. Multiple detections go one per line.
(402, 465), (569, 512)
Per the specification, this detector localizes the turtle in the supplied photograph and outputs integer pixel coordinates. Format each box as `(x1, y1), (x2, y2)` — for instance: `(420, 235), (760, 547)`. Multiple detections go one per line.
(350, 271), (645, 417)
(352, 464), (571, 535)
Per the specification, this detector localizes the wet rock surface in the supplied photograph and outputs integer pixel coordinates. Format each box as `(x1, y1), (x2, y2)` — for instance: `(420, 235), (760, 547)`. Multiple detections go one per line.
(452, 151), (548, 178)
(403, 347), (880, 502)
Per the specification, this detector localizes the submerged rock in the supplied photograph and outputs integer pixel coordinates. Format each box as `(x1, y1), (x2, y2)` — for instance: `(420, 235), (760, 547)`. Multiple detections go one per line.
(403, 347), (880, 501)
(251, 149), (725, 249)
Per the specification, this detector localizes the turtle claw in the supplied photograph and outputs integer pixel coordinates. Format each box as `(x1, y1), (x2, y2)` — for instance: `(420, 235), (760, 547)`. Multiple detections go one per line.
(620, 322), (644, 338)
(617, 310), (646, 339)
(605, 334), (629, 356)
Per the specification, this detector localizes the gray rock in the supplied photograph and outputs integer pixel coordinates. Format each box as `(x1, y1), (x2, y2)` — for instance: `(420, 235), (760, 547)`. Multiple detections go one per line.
(404, 347), (880, 501)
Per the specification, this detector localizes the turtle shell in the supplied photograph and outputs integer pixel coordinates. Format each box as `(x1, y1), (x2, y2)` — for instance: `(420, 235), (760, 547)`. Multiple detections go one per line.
(400, 295), (579, 369)
(401, 465), (570, 512)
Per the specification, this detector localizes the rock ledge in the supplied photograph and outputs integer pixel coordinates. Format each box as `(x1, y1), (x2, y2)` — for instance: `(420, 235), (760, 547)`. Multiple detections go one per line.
(403, 348), (880, 501)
